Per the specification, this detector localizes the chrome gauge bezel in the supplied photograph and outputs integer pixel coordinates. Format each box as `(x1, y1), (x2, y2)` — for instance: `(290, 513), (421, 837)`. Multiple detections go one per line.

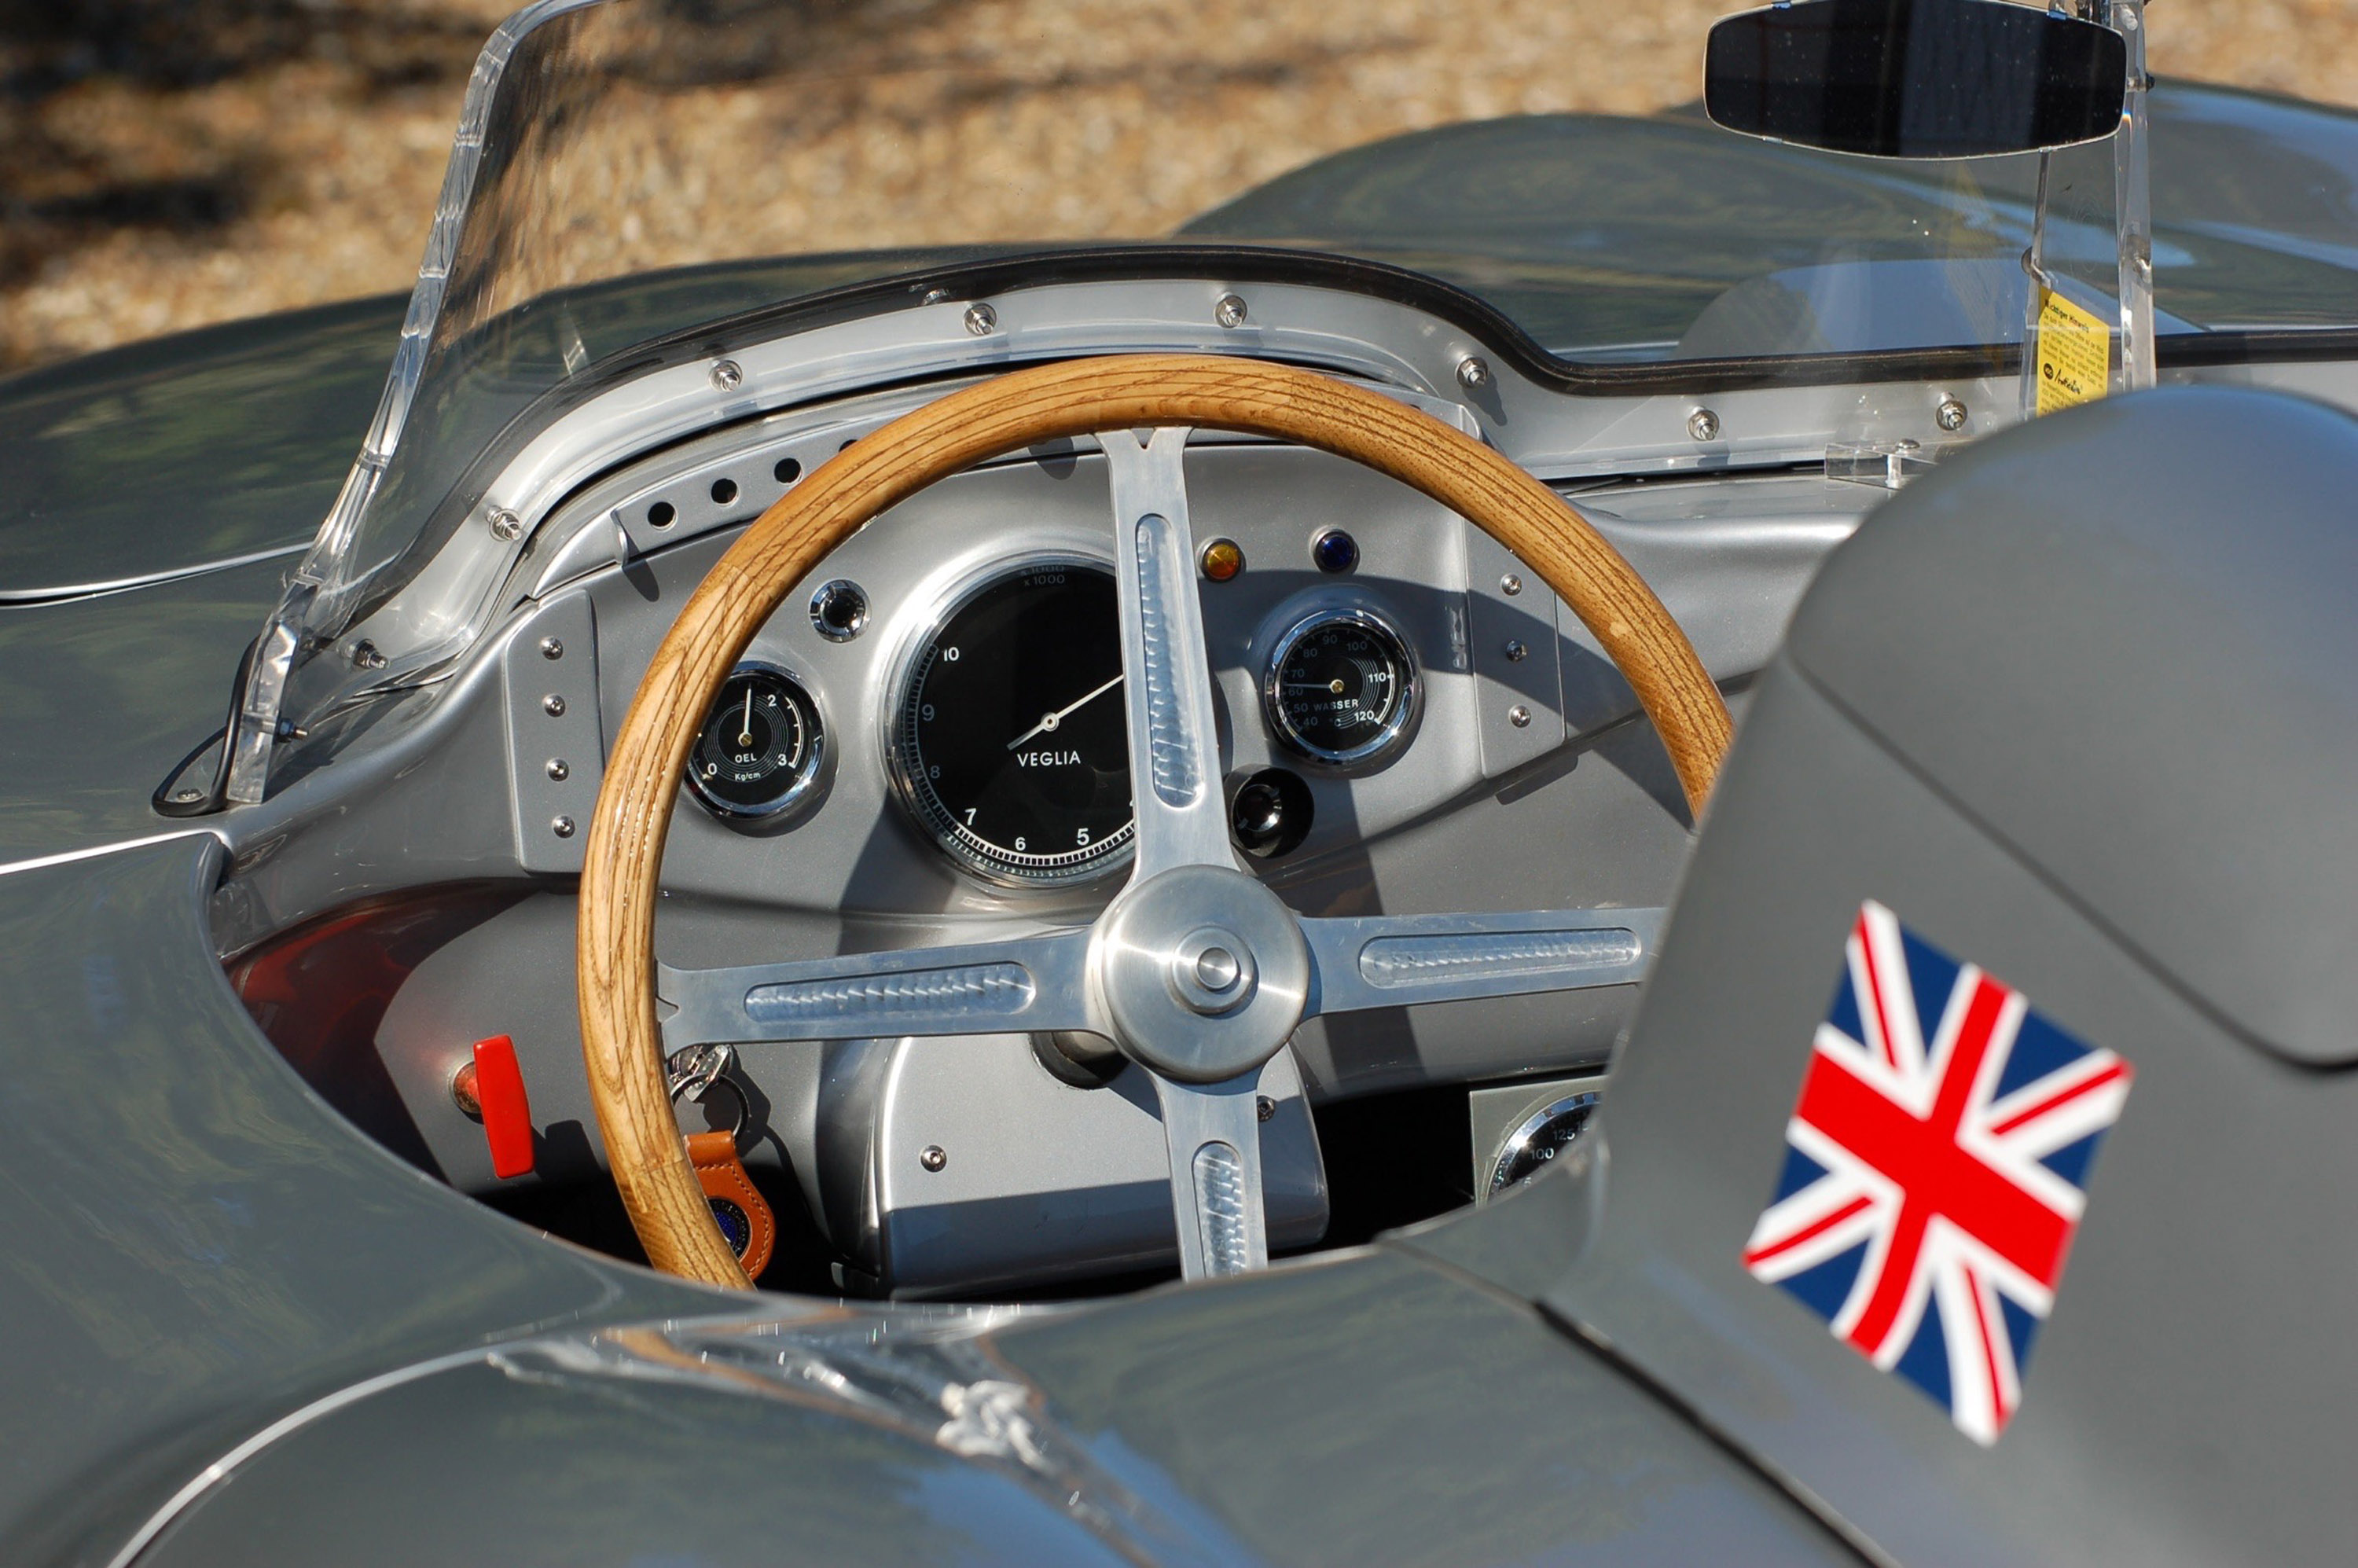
(1262, 605), (1420, 769)
(885, 552), (1137, 889)
(684, 661), (828, 821)
(1487, 1090), (1603, 1197)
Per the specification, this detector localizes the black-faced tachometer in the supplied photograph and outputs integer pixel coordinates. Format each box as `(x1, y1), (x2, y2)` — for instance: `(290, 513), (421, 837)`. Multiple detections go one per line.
(892, 560), (1133, 885)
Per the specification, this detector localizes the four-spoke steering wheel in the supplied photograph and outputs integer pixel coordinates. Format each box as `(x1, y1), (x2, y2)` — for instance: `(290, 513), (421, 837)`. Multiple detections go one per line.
(577, 354), (1732, 1290)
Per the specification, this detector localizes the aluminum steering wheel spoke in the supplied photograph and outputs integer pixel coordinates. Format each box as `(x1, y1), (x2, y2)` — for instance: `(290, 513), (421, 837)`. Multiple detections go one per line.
(656, 931), (1093, 1050)
(1099, 427), (1289, 1282)
(1299, 906), (1666, 1017)
(1151, 1068), (1271, 1278)
(1102, 427), (1235, 879)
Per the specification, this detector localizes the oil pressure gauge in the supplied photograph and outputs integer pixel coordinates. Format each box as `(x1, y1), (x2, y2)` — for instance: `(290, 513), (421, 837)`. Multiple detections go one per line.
(1263, 608), (1418, 769)
(686, 664), (825, 820)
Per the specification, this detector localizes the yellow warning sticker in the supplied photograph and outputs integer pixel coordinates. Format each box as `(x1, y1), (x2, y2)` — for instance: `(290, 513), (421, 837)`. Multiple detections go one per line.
(2033, 288), (2110, 416)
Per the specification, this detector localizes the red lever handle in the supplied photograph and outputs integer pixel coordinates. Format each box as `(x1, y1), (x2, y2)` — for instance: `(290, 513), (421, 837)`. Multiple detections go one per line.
(465, 1035), (535, 1180)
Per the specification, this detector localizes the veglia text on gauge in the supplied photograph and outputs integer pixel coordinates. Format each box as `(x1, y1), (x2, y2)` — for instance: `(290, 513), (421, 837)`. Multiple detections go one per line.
(891, 558), (1134, 885)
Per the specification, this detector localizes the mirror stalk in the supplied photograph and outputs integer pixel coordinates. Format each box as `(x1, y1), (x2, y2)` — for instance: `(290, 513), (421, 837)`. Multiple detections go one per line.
(2020, 152), (2057, 424)
(2109, 0), (2157, 392)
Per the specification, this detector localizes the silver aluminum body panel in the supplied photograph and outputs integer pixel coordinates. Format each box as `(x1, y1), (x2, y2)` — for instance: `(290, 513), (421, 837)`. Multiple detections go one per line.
(124, 1250), (1853, 1568)
(1522, 389), (2358, 1566)
(0, 837), (720, 1568)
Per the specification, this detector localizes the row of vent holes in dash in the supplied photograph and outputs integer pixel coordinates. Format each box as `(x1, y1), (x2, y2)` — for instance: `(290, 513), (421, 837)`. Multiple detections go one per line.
(644, 455), (806, 531)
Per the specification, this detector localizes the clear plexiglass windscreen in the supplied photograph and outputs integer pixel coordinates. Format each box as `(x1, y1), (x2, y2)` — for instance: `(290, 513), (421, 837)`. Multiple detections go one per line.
(243, 0), (2358, 792)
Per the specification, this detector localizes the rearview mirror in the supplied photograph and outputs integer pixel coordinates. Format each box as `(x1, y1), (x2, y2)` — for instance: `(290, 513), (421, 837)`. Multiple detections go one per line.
(1705, 0), (2129, 159)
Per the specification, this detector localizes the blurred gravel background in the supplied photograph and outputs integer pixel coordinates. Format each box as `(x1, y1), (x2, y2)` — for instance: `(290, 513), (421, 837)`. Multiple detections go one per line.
(2, 0), (2352, 373)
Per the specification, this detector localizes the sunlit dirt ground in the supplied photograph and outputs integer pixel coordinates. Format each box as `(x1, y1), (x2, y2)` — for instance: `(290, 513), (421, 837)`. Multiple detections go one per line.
(2, 0), (2353, 373)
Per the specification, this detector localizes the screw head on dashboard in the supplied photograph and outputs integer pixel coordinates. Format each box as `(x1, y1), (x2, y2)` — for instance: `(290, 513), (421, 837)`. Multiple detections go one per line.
(709, 358), (744, 391)
(551, 814), (576, 839)
(1256, 1096), (1276, 1123)
(964, 302), (998, 336)
(542, 694), (567, 718)
(1504, 639), (1528, 663)
(1937, 396), (1969, 432)
(539, 636), (564, 660)
(546, 758), (570, 782)
(1500, 571), (1524, 597)
(920, 1145), (949, 1173)
(1456, 354), (1492, 390)
(1688, 407), (1721, 442)
(1508, 705), (1533, 729)
(1215, 293), (1248, 329)
(487, 508), (523, 542)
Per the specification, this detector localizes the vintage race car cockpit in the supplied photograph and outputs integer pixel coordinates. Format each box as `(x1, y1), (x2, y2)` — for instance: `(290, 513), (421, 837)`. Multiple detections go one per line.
(118, 0), (2352, 1303)
(10, 2), (2358, 1562)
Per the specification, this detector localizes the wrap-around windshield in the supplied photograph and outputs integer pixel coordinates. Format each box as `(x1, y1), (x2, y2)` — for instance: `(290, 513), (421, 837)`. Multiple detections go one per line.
(223, 0), (2358, 801)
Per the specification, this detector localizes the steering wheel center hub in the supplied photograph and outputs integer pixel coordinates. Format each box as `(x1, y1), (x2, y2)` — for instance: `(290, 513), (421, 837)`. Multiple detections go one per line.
(1170, 926), (1257, 1014)
(1093, 866), (1309, 1082)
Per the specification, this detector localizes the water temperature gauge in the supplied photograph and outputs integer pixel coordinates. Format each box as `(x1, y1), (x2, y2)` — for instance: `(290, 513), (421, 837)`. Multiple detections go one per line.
(1263, 608), (1418, 769)
(686, 664), (825, 820)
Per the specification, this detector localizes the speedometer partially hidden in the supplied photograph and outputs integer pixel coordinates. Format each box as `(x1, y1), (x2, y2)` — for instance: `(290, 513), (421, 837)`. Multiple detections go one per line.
(892, 559), (1134, 886)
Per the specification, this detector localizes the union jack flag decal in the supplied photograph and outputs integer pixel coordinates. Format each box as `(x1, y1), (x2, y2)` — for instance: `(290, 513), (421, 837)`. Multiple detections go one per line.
(1743, 901), (2132, 1445)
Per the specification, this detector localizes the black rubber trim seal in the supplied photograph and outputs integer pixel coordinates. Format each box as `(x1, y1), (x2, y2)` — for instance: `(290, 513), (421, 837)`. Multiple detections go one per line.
(557, 242), (2358, 400)
(585, 242), (2015, 398)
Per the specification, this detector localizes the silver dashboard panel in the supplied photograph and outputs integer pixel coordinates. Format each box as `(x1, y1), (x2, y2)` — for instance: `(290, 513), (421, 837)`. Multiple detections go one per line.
(570, 439), (1537, 916)
(212, 273), (1920, 1294)
(494, 409), (1859, 903)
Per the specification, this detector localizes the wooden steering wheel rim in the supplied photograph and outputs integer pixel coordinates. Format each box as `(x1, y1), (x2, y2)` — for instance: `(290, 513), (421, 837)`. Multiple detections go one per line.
(577, 353), (1734, 1289)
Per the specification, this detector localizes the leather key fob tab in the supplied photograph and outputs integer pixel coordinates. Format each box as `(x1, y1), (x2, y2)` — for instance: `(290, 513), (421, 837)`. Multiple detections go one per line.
(687, 1130), (774, 1278)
